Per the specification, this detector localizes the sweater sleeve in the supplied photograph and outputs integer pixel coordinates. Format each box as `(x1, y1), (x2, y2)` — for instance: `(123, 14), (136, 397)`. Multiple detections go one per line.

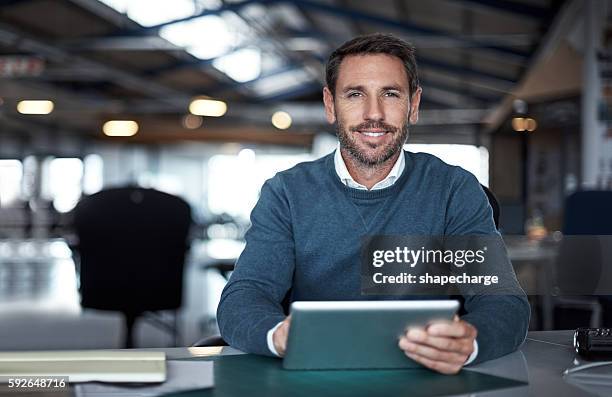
(217, 176), (294, 356)
(444, 168), (531, 364)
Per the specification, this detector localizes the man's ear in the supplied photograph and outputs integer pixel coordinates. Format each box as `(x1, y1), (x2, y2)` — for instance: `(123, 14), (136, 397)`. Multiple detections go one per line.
(323, 86), (336, 124)
(408, 86), (422, 125)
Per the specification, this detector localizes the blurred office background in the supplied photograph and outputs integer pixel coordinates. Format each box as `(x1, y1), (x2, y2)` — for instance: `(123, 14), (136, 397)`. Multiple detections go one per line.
(0, 0), (611, 350)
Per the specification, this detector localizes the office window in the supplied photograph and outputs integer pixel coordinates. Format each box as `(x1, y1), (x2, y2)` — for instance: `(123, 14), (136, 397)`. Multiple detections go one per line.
(83, 154), (104, 195)
(42, 158), (84, 213)
(405, 144), (489, 187)
(208, 150), (312, 220)
(0, 160), (23, 207)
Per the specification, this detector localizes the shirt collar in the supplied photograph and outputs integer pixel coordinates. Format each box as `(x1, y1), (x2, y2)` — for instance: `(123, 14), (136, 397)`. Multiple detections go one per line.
(334, 143), (405, 190)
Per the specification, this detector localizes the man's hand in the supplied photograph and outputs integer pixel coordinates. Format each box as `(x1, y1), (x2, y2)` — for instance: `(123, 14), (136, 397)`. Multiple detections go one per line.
(398, 315), (477, 375)
(272, 315), (291, 357)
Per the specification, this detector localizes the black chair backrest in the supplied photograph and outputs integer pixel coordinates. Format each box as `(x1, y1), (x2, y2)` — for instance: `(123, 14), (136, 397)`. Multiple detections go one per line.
(481, 184), (500, 230)
(557, 190), (612, 295)
(74, 187), (191, 315)
(563, 190), (612, 235)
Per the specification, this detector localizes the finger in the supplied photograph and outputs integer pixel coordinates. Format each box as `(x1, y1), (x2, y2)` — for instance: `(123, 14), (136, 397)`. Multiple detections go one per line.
(427, 320), (477, 338)
(404, 330), (474, 355)
(274, 321), (290, 355)
(399, 337), (468, 365)
(402, 326), (425, 338)
(405, 352), (462, 375)
(279, 321), (290, 338)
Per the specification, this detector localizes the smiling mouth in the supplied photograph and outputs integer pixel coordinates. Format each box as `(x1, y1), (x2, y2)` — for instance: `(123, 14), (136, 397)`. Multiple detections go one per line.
(358, 131), (388, 137)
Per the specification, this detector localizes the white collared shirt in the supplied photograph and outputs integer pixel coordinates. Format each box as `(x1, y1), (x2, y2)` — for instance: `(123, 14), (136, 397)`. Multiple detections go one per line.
(333, 144), (405, 190)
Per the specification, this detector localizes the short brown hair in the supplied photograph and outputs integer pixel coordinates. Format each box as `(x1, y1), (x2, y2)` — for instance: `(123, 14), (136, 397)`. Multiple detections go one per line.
(325, 33), (419, 97)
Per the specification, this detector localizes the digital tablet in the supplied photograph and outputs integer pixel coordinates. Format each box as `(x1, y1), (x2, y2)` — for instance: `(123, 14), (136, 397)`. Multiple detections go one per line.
(283, 300), (459, 370)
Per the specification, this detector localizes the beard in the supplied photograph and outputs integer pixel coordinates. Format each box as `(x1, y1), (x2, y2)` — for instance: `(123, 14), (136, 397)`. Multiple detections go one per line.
(335, 115), (410, 167)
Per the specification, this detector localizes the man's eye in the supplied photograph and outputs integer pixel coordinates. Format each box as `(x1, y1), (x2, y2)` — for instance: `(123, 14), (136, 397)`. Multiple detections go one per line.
(347, 92), (362, 98)
(384, 92), (400, 98)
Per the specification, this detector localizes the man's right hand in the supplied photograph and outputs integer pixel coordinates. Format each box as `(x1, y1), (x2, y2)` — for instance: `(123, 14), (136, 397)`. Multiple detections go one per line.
(272, 315), (291, 356)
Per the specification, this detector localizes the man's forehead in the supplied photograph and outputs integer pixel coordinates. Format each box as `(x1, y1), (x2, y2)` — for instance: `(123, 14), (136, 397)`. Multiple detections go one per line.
(336, 53), (409, 89)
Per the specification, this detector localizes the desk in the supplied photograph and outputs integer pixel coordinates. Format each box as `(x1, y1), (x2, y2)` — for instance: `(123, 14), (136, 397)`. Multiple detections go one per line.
(15, 331), (604, 396)
(158, 330), (592, 396)
(148, 331), (592, 397)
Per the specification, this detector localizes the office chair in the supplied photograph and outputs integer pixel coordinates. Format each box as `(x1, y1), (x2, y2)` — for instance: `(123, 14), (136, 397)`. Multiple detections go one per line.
(73, 187), (192, 348)
(481, 184), (500, 230)
(554, 190), (612, 328)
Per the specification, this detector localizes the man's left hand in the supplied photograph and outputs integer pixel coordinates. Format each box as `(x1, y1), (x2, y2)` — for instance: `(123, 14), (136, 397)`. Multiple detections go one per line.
(398, 316), (477, 375)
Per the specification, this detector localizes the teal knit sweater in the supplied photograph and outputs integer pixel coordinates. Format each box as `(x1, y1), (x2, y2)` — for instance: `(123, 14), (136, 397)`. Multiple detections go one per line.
(217, 151), (530, 363)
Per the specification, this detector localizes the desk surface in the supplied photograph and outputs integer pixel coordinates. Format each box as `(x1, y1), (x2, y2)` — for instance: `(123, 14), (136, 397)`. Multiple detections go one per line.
(13, 331), (606, 396)
(153, 330), (602, 397)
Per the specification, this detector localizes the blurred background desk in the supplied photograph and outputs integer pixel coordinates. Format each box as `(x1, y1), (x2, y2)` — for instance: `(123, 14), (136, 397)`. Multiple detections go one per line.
(505, 236), (559, 330)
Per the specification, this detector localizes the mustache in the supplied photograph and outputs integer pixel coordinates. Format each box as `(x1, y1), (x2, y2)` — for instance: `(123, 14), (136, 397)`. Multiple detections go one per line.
(349, 121), (398, 133)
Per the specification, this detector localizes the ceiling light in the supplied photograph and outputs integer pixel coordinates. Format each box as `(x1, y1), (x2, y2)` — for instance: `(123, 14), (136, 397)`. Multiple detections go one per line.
(189, 98), (227, 117)
(512, 117), (525, 132)
(525, 118), (537, 132)
(271, 111), (292, 130)
(103, 120), (139, 137)
(182, 114), (203, 129)
(17, 100), (54, 115)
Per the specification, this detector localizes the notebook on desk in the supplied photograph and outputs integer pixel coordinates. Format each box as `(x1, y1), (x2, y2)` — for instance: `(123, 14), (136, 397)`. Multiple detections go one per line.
(0, 350), (166, 383)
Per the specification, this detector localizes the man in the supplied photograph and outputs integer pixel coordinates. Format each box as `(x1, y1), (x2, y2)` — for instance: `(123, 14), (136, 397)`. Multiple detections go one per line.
(217, 33), (530, 375)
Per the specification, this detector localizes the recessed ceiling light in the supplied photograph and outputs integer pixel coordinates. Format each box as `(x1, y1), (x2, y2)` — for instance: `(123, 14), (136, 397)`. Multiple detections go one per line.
(17, 100), (54, 115)
(182, 114), (203, 129)
(271, 111), (292, 130)
(189, 98), (227, 117)
(102, 120), (139, 137)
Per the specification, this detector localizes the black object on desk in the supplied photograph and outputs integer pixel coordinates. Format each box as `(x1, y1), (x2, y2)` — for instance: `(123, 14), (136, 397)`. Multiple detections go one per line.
(73, 187), (192, 348)
(574, 327), (612, 358)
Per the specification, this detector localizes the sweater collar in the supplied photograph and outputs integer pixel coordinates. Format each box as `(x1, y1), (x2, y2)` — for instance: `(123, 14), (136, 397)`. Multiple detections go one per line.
(327, 149), (411, 199)
(333, 144), (406, 191)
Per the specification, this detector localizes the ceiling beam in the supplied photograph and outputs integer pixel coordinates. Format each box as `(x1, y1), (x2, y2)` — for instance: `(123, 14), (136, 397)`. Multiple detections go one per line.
(66, 0), (142, 28)
(57, 36), (184, 52)
(138, 0), (274, 31)
(0, 23), (190, 107)
(119, 127), (315, 147)
(418, 57), (518, 93)
(420, 79), (501, 103)
(0, 0), (36, 7)
(259, 82), (321, 102)
(90, 0), (529, 65)
(483, 0), (581, 131)
(449, 0), (550, 19)
(290, 0), (530, 64)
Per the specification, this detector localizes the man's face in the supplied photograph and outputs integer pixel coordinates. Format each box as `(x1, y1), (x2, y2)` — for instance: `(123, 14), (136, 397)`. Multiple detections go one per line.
(323, 54), (422, 166)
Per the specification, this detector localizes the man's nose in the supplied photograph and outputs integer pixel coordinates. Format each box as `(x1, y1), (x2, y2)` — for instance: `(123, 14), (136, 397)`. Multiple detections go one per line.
(364, 97), (384, 121)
